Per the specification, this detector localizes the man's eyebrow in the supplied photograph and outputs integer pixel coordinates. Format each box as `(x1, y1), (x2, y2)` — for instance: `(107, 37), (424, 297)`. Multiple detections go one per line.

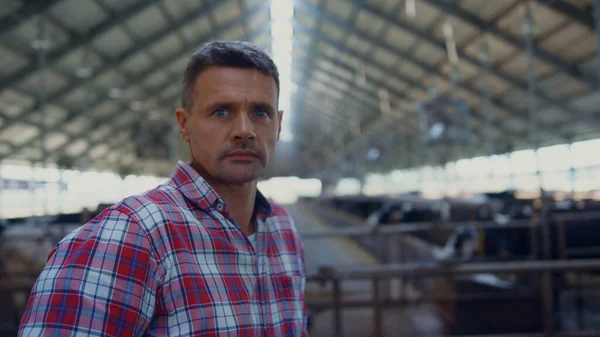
(254, 102), (275, 111)
(205, 101), (275, 111)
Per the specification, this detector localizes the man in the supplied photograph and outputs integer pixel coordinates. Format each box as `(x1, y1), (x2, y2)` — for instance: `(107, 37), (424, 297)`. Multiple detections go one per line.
(19, 40), (307, 336)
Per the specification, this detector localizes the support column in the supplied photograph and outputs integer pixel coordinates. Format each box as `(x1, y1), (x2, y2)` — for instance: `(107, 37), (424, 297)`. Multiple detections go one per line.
(34, 15), (50, 217)
(524, 2), (554, 334)
(567, 136), (577, 196)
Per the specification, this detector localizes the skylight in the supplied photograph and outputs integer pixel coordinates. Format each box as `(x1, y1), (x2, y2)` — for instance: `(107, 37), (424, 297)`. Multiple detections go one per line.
(270, 0), (294, 142)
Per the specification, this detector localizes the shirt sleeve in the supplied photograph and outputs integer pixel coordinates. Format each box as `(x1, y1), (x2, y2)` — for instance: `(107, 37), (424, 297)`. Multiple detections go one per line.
(300, 240), (309, 337)
(19, 208), (162, 337)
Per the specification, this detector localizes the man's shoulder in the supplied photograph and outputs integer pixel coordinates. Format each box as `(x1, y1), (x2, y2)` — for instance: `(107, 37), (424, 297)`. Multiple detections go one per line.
(99, 181), (183, 231)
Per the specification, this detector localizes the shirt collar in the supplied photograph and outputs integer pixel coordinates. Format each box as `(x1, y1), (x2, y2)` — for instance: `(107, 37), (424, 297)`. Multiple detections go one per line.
(171, 160), (272, 217)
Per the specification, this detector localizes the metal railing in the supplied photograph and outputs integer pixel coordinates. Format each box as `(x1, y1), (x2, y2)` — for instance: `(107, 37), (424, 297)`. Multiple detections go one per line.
(300, 208), (600, 337)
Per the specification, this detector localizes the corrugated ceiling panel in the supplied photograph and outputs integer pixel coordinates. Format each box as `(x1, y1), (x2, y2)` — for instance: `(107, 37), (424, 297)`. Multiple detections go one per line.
(470, 76), (512, 96)
(43, 105), (69, 128)
(159, 86), (179, 101)
(64, 116), (90, 135)
(331, 63), (354, 82)
(92, 101), (118, 119)
(2, 15), (69, 54)
(540, 73), (590, 98)
(125, 5), (168, 39)
(383, 25), (418, 50)
(90, 27), (134, 58)
(323, 0), (355, 22)
(242, 0), (264, 9)
(367, 0), (400, 12)
(346, 33), (372, 55)
(94, 69), (126, 91)
(0, 142), (11, 155)
(249, 11), (271, 32)
(320, 21), (345, 42)
(61, 87), (99, 109)
(460, 0), (516, 21)
(54, 47), (104, 75)
(17, 69), (70, 95)
(372, 48), (398, 68)
(20, 147), (42, 161)
(497, 2), (565, 39)
(538, 21), (587, 56)
(411, 43), (445, 66)
(181, 15), (212, 43)
(50, 0), (108, 33)
(65, 139), (88, 156)
(213, 1), (242, 25)
(561, 33), (596, 61)
(296, 11), (318, 30)
(355, 9), (386, 38)
(384, 76), (408, 93)
(251, 32), (270, 48)
(0, 1), (21, 20)
(44, 132), (69, 151)
(161, 0), (206, 20)
(410, 0), (442, 30)
(500, 52), (555, 79)
(90, 125), (113, 142)
(431, 13), (479, 47)
(150, 34), (183, 61)
(220, 24), (246, 41)
(166, 55), (189, 76)
(0, 45), (28, 77)
(100, 0), (141, 12)
(504, 118), (528, 133)
(396, 61), (426, 81)
(0, 123), (38, 145)
(90, 144), (109, 159)
(120, 52), (153, 75)
(463, 34), (518, 64)
(365, 64), (385, 82)
(0, 90), (34, 117)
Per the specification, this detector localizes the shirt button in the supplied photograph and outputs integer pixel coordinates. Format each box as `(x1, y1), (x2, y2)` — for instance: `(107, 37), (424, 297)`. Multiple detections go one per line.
(216, 202), (224, 211)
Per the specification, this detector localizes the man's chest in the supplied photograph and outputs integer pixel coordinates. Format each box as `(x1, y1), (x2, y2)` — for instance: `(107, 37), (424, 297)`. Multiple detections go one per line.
(146, 213), (304, 336)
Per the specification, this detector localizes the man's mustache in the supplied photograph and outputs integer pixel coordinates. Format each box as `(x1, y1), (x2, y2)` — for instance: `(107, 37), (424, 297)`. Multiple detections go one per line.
(219, 142), (265, 159)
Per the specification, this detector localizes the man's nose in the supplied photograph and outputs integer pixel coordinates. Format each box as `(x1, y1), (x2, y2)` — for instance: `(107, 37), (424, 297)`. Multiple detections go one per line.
(233, 112), (256, 140)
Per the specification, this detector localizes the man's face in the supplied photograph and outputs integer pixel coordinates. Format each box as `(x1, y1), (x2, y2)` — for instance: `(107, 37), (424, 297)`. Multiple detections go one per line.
(176, 67), (282, 185)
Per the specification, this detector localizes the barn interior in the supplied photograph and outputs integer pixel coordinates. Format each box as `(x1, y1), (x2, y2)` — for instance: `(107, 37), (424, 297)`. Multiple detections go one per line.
(2, 0), (600, 336)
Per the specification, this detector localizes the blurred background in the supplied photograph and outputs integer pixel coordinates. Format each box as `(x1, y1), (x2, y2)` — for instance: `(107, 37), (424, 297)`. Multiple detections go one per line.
(1, 0), (600, 336)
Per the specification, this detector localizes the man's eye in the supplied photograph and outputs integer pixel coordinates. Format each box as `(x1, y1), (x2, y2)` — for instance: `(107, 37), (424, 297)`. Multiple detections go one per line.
(255, 109), (268, 118)
(214, 109), (229, 117)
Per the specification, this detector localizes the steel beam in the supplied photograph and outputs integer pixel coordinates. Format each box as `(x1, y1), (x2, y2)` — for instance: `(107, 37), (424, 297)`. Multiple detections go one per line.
(536, 0), (595, 30)
(294, 5), (589, 143)
(421, 0), (595, 87)
(0, 0), (226, 135)
(0, 0), (62, 35)
(1, 5), (269, 162)
(333, 1), (593, 123)
(293, 24), (526, 139)
(0, 0), (160, 92)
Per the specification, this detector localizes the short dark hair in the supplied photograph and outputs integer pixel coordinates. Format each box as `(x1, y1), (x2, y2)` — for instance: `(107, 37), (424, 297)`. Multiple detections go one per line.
(181, 40), (280, 110)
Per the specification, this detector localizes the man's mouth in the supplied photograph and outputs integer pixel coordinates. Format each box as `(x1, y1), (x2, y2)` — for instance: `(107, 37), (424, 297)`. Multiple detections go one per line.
(225, 150), (259, 161)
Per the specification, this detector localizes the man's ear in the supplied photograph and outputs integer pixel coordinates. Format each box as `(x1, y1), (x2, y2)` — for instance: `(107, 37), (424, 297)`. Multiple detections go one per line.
(175, 107), (191, 142)
(277, 110), (283, 140)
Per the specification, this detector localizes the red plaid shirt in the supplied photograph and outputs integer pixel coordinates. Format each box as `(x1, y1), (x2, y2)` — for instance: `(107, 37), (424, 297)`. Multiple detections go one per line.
(19, 161), (307, 336)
